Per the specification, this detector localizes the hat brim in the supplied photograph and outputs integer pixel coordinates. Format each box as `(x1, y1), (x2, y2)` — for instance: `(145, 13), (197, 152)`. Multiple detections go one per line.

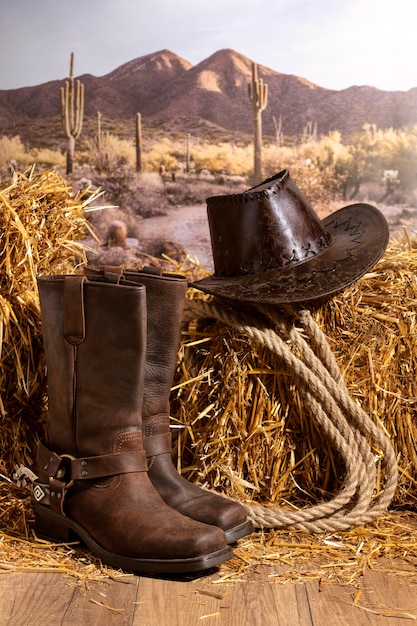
(191, 203), (389, 304)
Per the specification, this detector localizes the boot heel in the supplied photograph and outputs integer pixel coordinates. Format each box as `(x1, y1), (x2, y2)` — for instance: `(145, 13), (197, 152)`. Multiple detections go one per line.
(34, 504), (77, 543)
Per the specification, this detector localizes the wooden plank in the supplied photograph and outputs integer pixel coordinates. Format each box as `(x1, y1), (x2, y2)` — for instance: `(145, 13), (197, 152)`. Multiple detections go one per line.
(305, 570), (417, 625)
(62, 576), (138, 625)
(306, 580), (376, 625)
(230, 577), (313, 626)
(354, 570), (417, 622)
(2, 565), (416, 626)
(133, 568), (314, 626)
(0, 572), (138, 626)
(133, 574), (232, 625)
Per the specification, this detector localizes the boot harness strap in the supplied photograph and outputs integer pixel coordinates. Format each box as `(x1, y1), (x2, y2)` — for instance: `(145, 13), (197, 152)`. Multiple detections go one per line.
(143, 431), (172, 458)
(35, 440), (148, 515)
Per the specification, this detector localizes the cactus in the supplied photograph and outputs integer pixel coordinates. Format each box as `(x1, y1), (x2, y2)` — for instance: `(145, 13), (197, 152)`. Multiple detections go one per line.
(136, 112), (142, 174)
(273, 114), (283, 148)
(96, 111), (102, 150)
(248, 62), (268, 182)
(186, 132), (191, 173)
(303, 120), (317, 143)
(93, 111), (108, 174)
(60, 52), (84, 175)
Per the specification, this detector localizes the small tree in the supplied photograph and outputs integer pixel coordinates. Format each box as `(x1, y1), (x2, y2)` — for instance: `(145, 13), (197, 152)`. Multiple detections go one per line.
(60, 52), (84, 175)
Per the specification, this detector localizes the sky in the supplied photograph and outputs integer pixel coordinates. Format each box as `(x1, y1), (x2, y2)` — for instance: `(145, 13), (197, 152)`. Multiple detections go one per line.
(1, 0), (417, 92)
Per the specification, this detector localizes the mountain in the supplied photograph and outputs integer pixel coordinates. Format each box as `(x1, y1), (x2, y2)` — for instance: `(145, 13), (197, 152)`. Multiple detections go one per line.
(1, 48), (417, 140)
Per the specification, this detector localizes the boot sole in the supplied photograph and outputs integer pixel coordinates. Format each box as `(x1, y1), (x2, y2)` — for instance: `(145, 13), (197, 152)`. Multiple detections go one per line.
(225, 520), (255, 544)
(34, 503), (234, 575)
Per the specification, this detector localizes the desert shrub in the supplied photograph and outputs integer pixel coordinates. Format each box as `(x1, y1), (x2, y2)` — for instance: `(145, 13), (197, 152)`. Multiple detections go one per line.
(260, 142), (345, 208)
(286, 162), (344, 209)
(372, 126), (417, 190)
(127, 174), (168, 218)
(92, 167), (136, 208)
(91, 170), (167, 219)
(163, 176), (246, 205)
(298, 132), (350, 177)
(190, 142), (252, 176)
(136, 171), (165, 190)
(263, 126), (417, 202)
(0, 136), (28, 170)
(85, 133), (135, 173)
(133, 136), (253, 177)
(85, 173), (166, 242)
(144, 137), (179, 172)
(0, 135), (65, 176)
(29, 147), (65, 169)
(337, 124), (417, 195)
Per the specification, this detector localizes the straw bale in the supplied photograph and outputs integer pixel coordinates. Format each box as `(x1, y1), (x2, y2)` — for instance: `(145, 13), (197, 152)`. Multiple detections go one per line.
(1, 169), (416, 581)
(0, 167), (98, 479)
(171, 231), (417, 511)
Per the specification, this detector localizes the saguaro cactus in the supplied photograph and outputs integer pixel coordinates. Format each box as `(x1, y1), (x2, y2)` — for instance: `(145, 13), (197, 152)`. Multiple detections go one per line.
(136, 112), (142, 174)
(186, 132), (191, 173)
(248, 62), (268, 182)
(96, 111), (102, 151)
(61, 52), (84, 175)
(273, 114), (283, 148)
(303, 120), (318, 143)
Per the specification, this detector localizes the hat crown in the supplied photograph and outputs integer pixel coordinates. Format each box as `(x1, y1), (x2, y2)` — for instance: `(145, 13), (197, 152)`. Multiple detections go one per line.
(207, 170), (331, 278)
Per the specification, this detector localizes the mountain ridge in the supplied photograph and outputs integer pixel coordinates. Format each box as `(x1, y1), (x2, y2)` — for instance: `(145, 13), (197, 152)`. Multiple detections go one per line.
(1, 48), (417, 138)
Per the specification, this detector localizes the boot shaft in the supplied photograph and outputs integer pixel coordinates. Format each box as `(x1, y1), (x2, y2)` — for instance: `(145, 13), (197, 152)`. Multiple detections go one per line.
(123, 269), (187, 420)
(38, 275), (147, 457)
(84, 267), (187, 420)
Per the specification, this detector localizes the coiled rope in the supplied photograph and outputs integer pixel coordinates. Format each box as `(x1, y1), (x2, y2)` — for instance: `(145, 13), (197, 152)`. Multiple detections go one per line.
(184, 298), (398, 533)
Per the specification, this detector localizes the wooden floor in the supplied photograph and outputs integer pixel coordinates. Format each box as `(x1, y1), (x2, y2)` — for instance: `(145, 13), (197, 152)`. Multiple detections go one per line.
(1, 564), (416, 625)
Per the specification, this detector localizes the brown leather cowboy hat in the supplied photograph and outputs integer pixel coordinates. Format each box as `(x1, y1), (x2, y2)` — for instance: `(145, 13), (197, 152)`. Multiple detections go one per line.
(191, 170), (389, 304)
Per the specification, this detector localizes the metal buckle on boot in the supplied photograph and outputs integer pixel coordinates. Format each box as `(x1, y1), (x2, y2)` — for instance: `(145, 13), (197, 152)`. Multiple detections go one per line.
(53, 454), (76, 489)
(47, 454), (76, 516)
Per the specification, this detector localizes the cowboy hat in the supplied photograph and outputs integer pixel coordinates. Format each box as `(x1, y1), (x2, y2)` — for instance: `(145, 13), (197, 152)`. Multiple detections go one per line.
(191, 170), (389, 304)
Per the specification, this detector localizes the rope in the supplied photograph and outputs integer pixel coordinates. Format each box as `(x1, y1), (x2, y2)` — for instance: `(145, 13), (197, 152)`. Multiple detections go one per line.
(183, 298), (399, 533)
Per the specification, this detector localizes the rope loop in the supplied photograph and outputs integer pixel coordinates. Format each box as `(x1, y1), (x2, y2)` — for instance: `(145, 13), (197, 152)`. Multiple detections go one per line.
(183, 297), (398, 533)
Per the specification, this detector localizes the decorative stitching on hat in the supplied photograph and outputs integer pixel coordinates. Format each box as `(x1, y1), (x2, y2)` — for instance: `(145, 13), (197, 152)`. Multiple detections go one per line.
(327, 216), (365, 242)
(208, 170), (290, 207)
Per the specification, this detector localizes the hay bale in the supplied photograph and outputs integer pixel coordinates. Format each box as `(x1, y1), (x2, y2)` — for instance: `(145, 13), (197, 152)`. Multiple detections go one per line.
(171, 231), (417, 510)
(0, 167), (98, 478)
(0, 172), (416, 578)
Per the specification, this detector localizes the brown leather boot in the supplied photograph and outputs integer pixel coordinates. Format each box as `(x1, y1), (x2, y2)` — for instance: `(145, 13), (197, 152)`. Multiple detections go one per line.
(85, 266), (254, 543)
(33, 275), (233, 574)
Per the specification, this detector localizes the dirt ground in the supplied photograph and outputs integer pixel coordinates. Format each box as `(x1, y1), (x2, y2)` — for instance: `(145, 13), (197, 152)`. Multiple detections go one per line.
(137, 202), (213, 268)
(134, 201), (417, 271)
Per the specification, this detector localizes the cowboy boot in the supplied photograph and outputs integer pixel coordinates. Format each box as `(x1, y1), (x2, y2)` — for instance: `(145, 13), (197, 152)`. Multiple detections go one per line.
(33, 274), (233, 574)
(85, 266), (253, 543)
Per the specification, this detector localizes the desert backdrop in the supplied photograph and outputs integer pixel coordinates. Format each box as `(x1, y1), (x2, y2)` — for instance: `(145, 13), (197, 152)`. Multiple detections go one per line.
(1, 47), (417, 265)
(1, 48), (417, 144)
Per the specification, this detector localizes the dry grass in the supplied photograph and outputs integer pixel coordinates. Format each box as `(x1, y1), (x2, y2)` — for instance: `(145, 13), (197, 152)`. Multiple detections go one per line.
(217, 511), (417, 587)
